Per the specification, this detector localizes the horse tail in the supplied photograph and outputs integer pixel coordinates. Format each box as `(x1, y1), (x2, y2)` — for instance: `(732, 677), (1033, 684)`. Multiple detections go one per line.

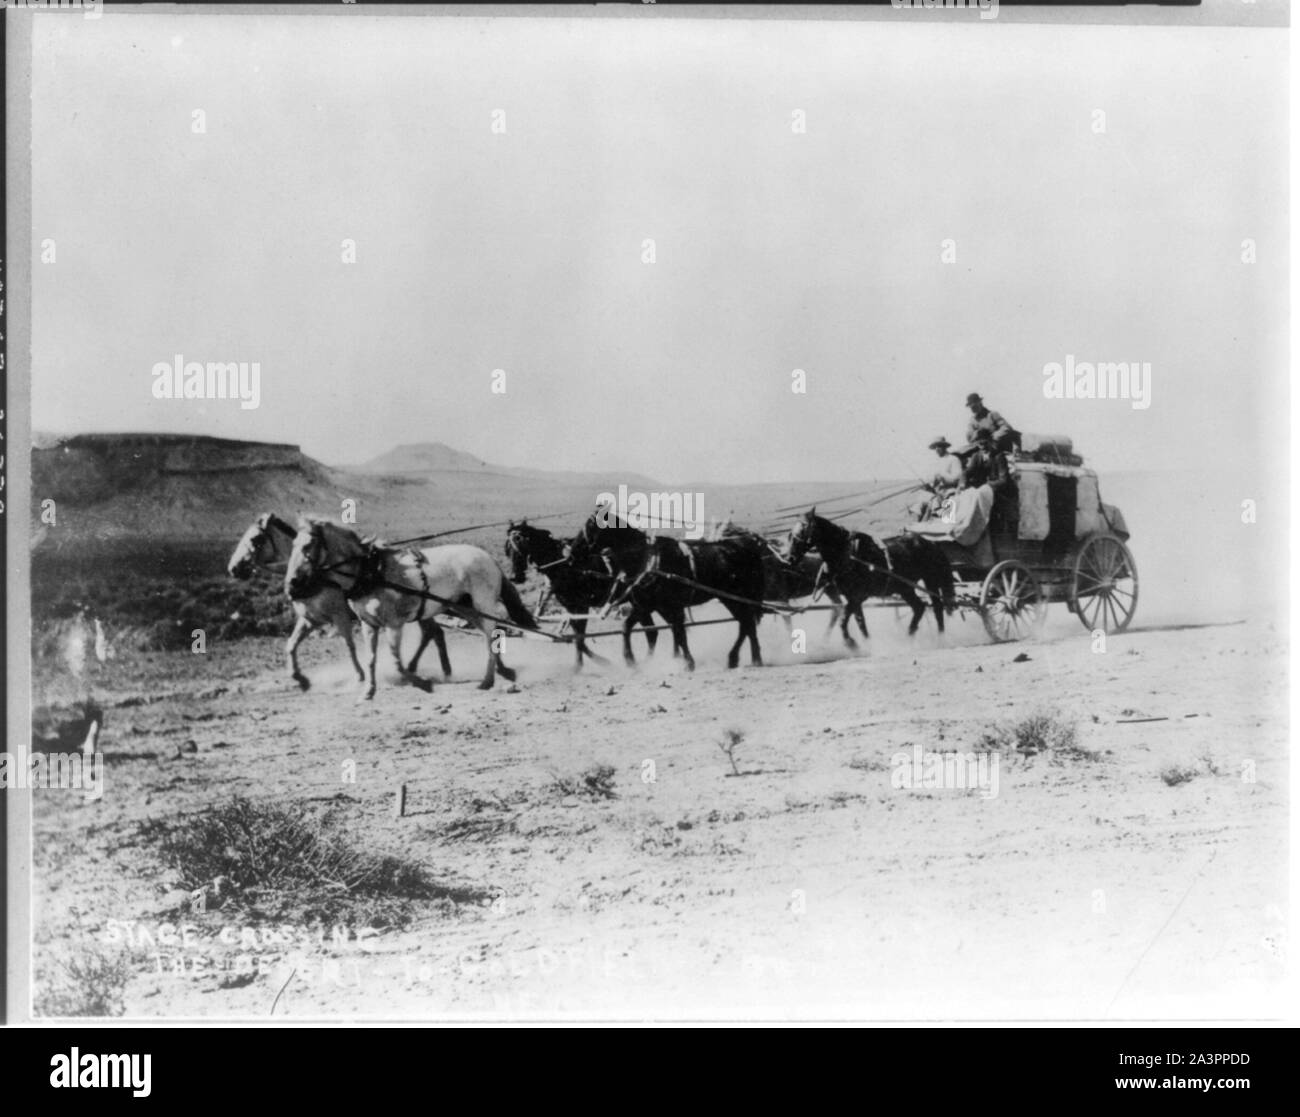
(498, 576), (538, 631)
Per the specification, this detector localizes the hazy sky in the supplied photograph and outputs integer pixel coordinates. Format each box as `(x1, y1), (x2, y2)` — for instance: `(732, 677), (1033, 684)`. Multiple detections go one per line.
(30, 11), (1287, 484)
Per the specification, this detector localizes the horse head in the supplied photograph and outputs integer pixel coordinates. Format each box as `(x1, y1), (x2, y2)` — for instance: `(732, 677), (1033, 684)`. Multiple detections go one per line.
(787, 507), (818, 562)
(285, 517), (362, 600)
(229, 513), (281, 579)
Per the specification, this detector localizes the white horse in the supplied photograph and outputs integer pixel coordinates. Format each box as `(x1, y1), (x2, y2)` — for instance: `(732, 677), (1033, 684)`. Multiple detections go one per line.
(228, 512), (451, 691)
(284, 517), (536, 698)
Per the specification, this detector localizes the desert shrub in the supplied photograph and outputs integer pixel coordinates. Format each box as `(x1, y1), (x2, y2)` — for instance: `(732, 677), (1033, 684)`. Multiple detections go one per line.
(717, 727), (746, 776)
(549, 764), (618, 801)
(1160, 764), (1199, 787)
(981, 709), (1097, 763)
(33, 947), (133, 1018)
(137, 797), (456, 926)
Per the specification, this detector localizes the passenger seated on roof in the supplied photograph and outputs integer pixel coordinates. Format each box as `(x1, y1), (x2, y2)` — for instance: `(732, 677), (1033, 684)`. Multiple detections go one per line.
(959, 429), (1018, 532)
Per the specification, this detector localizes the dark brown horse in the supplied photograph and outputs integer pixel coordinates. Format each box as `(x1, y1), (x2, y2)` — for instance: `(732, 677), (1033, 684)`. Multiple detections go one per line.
(710, 523), (843, 634)
(504, 520), (659, 671)
(572, 513), (766, 671)
(787, 508), (954, 648)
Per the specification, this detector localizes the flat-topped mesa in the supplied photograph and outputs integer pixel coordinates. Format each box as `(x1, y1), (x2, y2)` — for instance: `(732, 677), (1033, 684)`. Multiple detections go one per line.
(33, 433), (312, 504)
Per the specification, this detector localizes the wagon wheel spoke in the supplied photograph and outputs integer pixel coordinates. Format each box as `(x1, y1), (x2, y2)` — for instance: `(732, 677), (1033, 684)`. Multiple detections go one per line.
(1073, 533), (1139, 634)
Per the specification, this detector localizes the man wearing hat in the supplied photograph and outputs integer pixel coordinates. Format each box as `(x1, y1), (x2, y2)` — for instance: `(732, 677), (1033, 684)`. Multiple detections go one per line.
(918, 435), (963, 520)
(965, 393), (1020, 454)
(959, 428), (1019, 532)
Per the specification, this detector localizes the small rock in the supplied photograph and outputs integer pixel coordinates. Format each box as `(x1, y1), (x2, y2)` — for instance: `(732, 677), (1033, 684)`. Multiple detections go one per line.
(605, 686), (617, 697)
(1012, 653), (1031, 663)
(560, 795), (580, 808)
(975, 666), (983, 673)
(676, 820), (693, 831)
(659, 680), (672, 689)
(180, 740), (198, 754)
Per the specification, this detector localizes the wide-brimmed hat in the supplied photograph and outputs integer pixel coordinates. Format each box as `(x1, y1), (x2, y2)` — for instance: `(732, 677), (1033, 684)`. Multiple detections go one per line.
(965, 392), (983, 407)
(928, 436), (951, 450)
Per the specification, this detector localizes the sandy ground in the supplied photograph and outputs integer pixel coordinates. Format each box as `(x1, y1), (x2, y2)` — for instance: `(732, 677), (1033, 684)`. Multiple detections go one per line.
(28, 587), (1288, 1021)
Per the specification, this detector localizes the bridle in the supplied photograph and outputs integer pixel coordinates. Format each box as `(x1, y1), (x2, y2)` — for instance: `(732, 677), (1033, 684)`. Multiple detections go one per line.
(289, 524), (372, 600)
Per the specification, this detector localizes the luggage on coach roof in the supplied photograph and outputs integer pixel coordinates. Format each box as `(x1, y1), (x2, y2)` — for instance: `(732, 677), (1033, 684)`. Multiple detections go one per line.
(1018, 432), (1083, 466)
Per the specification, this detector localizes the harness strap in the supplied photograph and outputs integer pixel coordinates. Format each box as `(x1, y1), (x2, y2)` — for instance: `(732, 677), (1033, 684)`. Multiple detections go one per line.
(678, 539), (698, 583)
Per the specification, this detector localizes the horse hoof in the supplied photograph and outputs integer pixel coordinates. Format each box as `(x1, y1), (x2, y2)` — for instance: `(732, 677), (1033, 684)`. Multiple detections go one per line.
(358, 689), (375, 703)
(293, 675), (310, 692)
(477, 682), (494, 691)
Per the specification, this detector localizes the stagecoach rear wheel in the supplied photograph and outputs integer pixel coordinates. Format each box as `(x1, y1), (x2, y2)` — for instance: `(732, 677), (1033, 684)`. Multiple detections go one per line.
(1070, 533), (1138, 635)
(978, 560), (1047, 643)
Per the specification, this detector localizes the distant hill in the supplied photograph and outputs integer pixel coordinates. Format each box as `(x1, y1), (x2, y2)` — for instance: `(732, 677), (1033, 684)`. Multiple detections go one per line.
(354, 441), (662, 491)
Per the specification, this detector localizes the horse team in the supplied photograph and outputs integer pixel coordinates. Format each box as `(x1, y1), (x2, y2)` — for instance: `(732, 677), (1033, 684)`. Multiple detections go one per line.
(227, 508), (956, 700)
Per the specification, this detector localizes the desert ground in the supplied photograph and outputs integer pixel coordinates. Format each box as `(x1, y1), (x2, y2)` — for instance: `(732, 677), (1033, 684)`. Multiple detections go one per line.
(26, 461), (1289, 1021)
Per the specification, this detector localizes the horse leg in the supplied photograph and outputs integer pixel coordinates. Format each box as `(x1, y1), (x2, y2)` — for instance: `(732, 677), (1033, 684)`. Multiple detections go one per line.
(854, 601), (871, 642)
(930, 577), (948, 633)
(287, 615), (313, 690)
(408, 620), (451, 678)
(839, 600), (859, 650)
(359, 621), (380, 701)
(827, 592), (843, 635)
(406, 622), (431, 675)
(571, 618), (609, 671)
(432, 624), (453, 677)
(747, 608), (763, 666)
(621, 612), (638, 667)
(725, 606), (746, 669)
(479, 621), (513, 688)
(901, 588), (925, 635)
(638, 609), (659, 656)
(335, 613), (366, 684)
(670, 609), (694, 671)
(571, 617), (587, 671)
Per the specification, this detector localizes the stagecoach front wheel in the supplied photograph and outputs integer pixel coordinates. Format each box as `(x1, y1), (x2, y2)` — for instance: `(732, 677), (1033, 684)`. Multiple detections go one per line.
(979, 560), (1047, 643)
(1071, 533), (1138, 635)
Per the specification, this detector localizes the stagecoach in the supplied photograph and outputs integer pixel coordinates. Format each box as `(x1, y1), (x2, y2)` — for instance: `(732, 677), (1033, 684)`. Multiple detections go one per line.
(904, 447), (1138, 643)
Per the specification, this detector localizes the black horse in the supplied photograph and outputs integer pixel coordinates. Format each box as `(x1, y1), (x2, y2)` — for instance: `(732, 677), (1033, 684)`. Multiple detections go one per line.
(787, 508), (954, 648)
(712, 524), (844, 634)
(572, 513), (766, 671)
(504, 520), (659, 671)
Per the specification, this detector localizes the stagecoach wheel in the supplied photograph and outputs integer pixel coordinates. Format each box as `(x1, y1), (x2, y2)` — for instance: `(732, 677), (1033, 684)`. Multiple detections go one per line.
(978, 560), (1047, 644)
(1071, 533), (1139, 635)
